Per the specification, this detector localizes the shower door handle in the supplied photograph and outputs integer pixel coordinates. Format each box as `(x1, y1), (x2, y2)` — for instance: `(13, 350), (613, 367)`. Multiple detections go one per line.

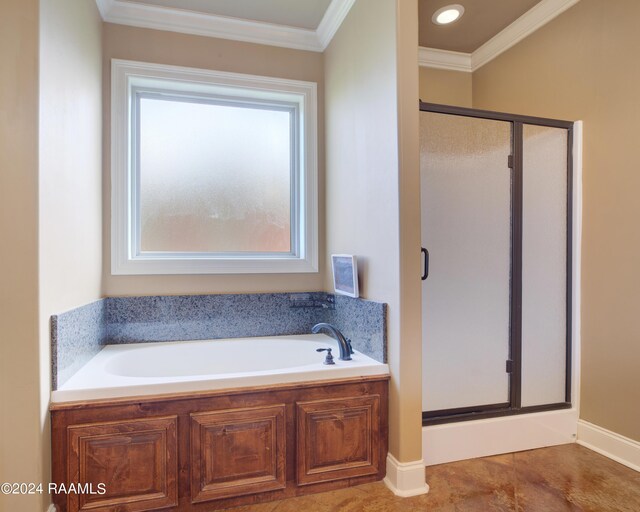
(421, 247), (429, 281)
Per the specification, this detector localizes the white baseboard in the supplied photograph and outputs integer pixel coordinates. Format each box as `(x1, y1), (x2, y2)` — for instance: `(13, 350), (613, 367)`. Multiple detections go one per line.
(383, 453), (429, 497)
(423, 409), (578, 466)
(577, 420), (640, 472)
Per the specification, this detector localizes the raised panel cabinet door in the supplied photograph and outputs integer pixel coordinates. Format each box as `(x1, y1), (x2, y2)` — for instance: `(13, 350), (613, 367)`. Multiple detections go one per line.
(66, 416), (178, 512)
(296, 395), (381, 485)
(190, 404), (286, 503)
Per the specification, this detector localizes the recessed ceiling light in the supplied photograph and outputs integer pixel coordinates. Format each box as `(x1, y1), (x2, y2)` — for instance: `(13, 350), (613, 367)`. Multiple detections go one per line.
(432, 4), (465, 25)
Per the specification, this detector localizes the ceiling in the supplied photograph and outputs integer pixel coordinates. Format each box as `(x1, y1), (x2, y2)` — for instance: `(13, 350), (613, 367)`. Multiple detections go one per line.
(101, 0), (567, 64)
(419, 0), (542, 53)
(120, 0), (333, 30)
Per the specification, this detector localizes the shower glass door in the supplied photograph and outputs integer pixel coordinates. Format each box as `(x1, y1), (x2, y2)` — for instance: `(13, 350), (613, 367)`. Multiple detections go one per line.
(420, 111), (512, 414)
(420, 104), (573, 423)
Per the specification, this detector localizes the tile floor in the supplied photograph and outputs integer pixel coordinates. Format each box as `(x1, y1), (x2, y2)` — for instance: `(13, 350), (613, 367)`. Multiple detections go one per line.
(227, 444), (640, 511)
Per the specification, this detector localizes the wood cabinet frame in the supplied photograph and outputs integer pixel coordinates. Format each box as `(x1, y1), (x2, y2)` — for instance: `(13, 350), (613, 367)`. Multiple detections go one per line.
(297, 395), (381, 485)
(190, 404), (286, 502)
(66, 416), (178, 512)
(51, 376), (388, 512)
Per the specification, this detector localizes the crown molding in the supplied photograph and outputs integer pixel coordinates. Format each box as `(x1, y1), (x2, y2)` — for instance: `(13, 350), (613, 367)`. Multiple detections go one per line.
(472, 0), (580, 70)
(419, 0), (581, 72)
(317, 0), (356, 49)
(418, 47), (471, 72)
(94, 0), (112, 19)
(95, 0), (354, 52)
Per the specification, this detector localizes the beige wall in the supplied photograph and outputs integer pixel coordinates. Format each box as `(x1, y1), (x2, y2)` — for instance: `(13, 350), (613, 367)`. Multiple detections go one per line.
(102, 24), (325, 296)
(38, 0), (104, 504)
(325, 0), (422, 462)
(419, 67), (472, 107)
(0, 1), (42, 511)
(395, 0), (424, 462)
(472, 0), (640, 441)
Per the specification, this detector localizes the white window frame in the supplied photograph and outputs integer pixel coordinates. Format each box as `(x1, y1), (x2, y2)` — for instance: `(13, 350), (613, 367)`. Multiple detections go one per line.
(111, 59), (318, 275)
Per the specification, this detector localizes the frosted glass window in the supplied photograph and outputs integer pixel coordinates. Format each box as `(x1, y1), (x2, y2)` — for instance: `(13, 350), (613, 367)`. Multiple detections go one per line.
(421, 112), (512, 412)
(521, 124), (568, 407)
(138, 96), (292, 253)
(110, 60), (318, 275)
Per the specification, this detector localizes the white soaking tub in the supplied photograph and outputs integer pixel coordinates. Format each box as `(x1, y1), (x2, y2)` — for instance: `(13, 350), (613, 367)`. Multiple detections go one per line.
(51, 333), (389, 402)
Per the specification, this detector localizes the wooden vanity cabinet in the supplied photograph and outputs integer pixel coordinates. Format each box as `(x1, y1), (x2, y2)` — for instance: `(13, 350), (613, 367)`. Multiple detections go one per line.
(51, 376), (388, 512)
(66, 416), (179, 512)
(190, 404), (287, 502)
(297, 395), (381, 486)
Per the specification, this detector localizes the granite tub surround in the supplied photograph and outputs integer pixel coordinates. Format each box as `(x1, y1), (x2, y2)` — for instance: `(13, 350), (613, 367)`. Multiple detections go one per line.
(331, 295), (387, 364)
(106, 292), (387, 362)
(105, 292), (332, 343)
(51, 292), (387, 390)
(51, 299), (105, 389)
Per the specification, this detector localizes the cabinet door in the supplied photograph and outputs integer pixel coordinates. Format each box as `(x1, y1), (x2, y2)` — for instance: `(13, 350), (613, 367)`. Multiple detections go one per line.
(296, 395), (381, 485)
(190, 405), (286, 503)
(67, 416), (178, 512)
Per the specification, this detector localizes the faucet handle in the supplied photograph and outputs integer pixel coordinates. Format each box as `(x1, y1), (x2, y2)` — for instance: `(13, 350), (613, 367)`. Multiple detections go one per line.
(346, 338), (354, 355)
(316, 348), (335, 365)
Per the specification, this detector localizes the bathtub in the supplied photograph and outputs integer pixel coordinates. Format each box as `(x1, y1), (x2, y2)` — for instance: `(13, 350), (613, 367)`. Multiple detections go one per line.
(51, 333), (389, 402)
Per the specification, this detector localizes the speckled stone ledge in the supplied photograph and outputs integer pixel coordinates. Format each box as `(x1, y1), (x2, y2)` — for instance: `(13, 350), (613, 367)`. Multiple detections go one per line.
(105, 293), (333, 343)
(51, 300), (105, 389)
(51, 292), (386, 390)
(328, 295), (387, 364)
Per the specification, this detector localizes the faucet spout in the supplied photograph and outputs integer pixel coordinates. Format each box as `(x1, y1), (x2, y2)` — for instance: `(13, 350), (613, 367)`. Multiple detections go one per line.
(311, 323), (352, 361)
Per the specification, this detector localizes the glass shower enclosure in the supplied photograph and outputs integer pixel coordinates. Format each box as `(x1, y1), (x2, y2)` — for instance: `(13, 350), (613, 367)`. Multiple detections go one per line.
(420, 103), (573, 424)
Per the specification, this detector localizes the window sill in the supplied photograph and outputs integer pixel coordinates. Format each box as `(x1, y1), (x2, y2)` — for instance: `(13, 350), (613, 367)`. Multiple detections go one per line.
(111, 255), (318, 275)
